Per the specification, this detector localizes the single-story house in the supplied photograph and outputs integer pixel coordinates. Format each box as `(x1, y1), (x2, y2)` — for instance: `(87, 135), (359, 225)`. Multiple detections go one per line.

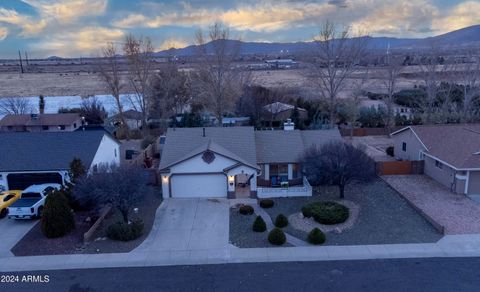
(391, 124), (480, 195)
(0, 113), (83, 132)
(262, 102), (308, 124)
(108, 109), (143, 130)
(159, 126), (341, 199)
(0, 130), (120, 191)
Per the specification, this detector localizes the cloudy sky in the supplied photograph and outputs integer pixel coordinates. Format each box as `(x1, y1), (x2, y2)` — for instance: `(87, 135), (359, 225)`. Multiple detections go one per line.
(0, 0), (478, 58)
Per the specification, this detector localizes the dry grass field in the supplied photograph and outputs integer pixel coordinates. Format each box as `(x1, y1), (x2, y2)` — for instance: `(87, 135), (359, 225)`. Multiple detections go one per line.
(0, 64), (423, 98)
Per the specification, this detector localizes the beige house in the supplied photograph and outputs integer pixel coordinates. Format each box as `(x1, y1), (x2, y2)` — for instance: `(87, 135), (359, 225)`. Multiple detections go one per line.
(0, 113), (83, 132)
(391, 124), (480, 195)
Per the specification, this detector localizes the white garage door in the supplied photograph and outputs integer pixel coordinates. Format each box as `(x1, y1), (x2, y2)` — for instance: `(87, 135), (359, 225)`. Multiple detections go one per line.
(170, 174), (227, 198)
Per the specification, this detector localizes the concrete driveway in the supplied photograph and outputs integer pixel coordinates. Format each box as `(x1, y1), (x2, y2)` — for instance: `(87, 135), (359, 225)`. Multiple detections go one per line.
(0, 218), (36, 258)
(134, 198), (229, 252)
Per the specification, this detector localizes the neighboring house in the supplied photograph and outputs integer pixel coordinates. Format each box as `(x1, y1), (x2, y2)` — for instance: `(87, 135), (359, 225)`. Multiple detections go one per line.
(361, 99), (413, 119)
(159, 126), (341, 199)
(391, 124), (480, 195)
(108, 109), (143, 130)
(0, 113), (83, 132)
(0, 130), (120, 191)
(262, 102), (308, 124)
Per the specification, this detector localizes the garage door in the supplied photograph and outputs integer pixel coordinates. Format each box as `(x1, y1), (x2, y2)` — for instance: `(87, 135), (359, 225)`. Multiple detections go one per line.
(170, 174), (227, 198)
(7, 173), (63, 190)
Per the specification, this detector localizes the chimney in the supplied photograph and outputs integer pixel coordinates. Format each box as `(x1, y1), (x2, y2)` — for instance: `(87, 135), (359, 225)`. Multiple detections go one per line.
(202, 127), (206, 137)
(284, 119), (294, 131)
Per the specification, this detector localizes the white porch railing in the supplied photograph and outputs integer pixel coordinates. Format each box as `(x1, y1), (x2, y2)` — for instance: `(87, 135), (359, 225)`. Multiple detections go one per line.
(257, 177), (312, 198)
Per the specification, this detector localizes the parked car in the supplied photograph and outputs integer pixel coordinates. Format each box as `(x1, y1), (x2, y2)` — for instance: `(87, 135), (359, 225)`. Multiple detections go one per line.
(0, 190), (22, 218)
(8, 184), (61, 219)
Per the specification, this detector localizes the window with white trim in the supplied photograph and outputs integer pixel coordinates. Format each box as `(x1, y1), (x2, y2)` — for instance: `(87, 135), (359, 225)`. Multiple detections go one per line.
(402, 142), (406, 152)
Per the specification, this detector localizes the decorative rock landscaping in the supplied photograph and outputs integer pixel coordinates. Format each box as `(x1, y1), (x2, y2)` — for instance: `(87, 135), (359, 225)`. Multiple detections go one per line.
(289, 200), (360, 234)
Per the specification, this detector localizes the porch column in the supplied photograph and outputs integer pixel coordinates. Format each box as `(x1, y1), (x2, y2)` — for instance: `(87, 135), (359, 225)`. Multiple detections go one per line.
(465, 171), (470, 194)
(264, 164), (269, 180)
(288, 164), (293, 180)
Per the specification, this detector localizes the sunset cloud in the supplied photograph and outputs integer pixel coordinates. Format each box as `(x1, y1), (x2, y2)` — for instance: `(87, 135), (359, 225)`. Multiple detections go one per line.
(432, 1), (480, 33)
(158, 38), (189, 50)
(0, 27), (7, 41)
(21, 0), (108, 23)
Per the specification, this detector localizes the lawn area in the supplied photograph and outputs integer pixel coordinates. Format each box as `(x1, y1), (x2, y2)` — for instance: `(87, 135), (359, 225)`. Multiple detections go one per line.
(12, 187), (162, 256)
(263, 178), (443, 246)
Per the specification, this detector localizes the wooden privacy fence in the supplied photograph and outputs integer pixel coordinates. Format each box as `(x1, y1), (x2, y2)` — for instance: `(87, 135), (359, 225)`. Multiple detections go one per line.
(376, 160), (424, 175)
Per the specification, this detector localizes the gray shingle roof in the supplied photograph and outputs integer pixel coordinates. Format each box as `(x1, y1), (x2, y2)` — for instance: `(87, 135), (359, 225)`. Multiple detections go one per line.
(159, 127), (257, 170)
(0, 130), (110, 172)
(408, 124), (480, 169)
(255, 129), (342, 163)
(0, 113), (80, 127)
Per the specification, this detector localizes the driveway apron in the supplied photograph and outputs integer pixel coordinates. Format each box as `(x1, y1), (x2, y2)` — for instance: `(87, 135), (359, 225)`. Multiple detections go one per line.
(134, 198), (229, 252)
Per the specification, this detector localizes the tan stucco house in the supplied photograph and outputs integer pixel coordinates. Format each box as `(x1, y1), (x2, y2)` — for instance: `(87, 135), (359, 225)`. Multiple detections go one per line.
(391, 124), (480, 195)
(159, 126), (341, 199)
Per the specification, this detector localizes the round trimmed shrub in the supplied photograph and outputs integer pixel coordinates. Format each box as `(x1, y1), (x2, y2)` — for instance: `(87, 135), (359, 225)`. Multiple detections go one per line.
(301, 206), (313, 218)
(239, 205), (254, 215)
(308, 228), (326, 245)
(252, 216), (267, 232)
(303, 201), (349, 225)
(107, 220), (144, 241)
(259, 199), (274, 208)
(274, 214), (288, 228)
(268, 228), (286, 245)
(41, 189), (75, 238)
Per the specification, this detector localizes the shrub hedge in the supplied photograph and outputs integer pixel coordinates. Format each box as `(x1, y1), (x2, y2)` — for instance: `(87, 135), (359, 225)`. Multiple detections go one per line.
(268, 228), (286, 245)
(259, 199), (275, 208)
(308, 228), (326, 245)
(107, 220), (144, 241)
(41, 189), (75, 238)
(252, 216), (267, 232)
(274, 214), (288, 228)
(302, 201), (349, 225)
(239, 205), (254, 215)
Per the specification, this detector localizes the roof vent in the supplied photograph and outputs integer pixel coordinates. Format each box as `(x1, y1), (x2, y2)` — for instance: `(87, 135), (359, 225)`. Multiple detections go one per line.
(30, 113), (38, 120)
(284, 119), (294, 131)
(202, 127), (206, 137)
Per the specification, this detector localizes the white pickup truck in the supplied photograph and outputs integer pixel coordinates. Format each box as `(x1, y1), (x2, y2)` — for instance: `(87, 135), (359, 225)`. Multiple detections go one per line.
(8, 184), (61, 219)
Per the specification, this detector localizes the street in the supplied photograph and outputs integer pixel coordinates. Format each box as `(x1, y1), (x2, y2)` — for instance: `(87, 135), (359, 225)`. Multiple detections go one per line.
(1, 257), (480, 292)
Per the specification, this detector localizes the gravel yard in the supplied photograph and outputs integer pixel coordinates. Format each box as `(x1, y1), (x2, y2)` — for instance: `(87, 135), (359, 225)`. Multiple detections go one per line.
(229, 208), (292, 248)
(262, 178), (443, 245)
(382, 175), (480, 235)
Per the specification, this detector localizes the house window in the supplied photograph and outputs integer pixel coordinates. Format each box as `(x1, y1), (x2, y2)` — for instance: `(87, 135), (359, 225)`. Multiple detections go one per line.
(270, 164), (288, 185)
(435, 160), (443, 169)
(74, 123), (77, 128)
(291, 164), (300, 179)
(42, 125), (49, 131)
(59, 125), (66, 130)
(402, 142), (407, 152)
(114, 149), (117, 157)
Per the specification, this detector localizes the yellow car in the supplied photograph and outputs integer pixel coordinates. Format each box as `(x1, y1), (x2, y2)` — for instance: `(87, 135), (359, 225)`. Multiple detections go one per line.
(0, 190), (22, 218)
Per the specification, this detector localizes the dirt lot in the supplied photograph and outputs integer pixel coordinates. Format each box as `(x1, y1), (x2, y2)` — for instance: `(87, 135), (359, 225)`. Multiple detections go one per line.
(0, 65), (422, 98)
(349, 135), (395, 162)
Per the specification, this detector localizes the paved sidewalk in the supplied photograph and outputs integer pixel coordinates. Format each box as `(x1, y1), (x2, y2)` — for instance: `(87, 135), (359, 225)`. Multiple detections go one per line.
(2, 234), (480, 272)
(383, 175), (480, 234)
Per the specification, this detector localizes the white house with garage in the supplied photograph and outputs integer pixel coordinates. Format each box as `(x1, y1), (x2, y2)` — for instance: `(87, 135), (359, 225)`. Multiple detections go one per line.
(0, 130), (120, 191)
(159, 126), (341, 199)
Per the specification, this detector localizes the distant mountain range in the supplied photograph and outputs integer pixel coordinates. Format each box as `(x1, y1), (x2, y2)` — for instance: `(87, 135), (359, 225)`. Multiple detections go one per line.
(155, 25), (480, 57)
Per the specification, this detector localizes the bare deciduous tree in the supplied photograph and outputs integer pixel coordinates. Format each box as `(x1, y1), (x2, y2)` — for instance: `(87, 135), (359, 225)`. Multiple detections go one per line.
(302, 141), (376, 199)
(123, 34), (155, 130)
(152, 62), (192, 125)
(98, 43), (127, 128)
(195, 23), (247, 126)
(308, 21), (369, 127)
(382, 55), (403, 130)
(74, 164), (149, 223)
(0, 97), (33, 115)
(458, 50), (480, 122)
(346, 68), (369, 138)
(417, 45), (451, 124)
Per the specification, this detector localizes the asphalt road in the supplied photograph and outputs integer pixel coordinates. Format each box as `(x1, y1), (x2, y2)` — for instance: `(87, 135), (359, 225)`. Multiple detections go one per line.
(1, 257), (480, 292)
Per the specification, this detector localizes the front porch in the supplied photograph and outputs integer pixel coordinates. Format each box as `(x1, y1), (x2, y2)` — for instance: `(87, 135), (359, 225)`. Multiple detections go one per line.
(257, 176), (312, 198)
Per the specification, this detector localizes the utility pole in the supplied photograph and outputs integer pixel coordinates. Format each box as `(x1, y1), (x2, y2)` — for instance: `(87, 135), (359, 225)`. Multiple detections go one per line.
(25, 51), (29, 66)
(18, 50), (24, 74)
